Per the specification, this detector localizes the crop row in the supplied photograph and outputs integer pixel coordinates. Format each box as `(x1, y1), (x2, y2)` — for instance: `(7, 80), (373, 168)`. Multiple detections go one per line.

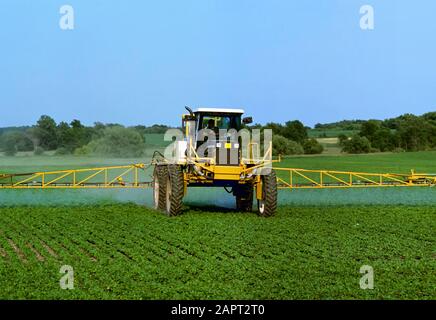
(0, 204), (434, 299)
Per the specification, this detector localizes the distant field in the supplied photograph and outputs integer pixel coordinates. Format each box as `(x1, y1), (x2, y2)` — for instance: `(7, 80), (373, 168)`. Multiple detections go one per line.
(316, 137), (342, 154)
(0, 155), (151, 175)
(2, 150), (434, 178)
(308, 129), (358, 138)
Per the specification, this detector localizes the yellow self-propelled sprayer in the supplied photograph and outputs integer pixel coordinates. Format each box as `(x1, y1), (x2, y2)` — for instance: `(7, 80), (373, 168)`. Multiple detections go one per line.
(1, 107), (435, 217)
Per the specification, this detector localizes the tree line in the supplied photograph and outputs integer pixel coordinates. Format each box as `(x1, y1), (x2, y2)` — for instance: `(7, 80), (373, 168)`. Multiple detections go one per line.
(249, 120), (324, 155)
(249, 111), (435, 155)
(0, 115), (170, 157)
(0, 116), (325, 157)
(0, 112), (434, 157)
(339, 112), (436, 153)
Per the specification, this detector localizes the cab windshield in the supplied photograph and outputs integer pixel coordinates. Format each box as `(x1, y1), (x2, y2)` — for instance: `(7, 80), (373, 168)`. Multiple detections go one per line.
(198, 114), (241, 131)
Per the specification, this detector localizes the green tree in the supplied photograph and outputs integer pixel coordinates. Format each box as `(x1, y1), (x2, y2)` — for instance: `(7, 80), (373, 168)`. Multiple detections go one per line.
(2, 132), (18, 156)
(57, 121), (73, 152)
(396, 115), (432, 151)
(1, 131), (34, 155)
(92, 122), (107, 139)
(77, 126), (146, 157)
(370, 128), (396, 152)
(303, 138), (324, 154)
(282, 120), (308, 144)
(34, 115), (58, 150)
(70, 119), (91, 150)
(338, 134), (349, 146)
(272, 135), (304, 156)
(342, 135), (371, 154)
(264, 122), (284, 136)
(56, 120), (92, 153)
(16, 132), (34, 151)
(359, 120), (381, 140)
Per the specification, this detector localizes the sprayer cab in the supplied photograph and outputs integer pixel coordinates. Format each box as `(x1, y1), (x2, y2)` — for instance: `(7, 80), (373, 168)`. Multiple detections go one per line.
(183, 106), (251, 132)
(152, 106), (276, 217)
(181, 107), (254, 165)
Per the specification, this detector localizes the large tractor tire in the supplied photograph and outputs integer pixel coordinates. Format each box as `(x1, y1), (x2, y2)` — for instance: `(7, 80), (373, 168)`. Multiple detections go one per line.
(165, 165), (184, 216)
(257, 169), (277, 217)
(234, 184), (253, 212)
(153, 165), (168, 210)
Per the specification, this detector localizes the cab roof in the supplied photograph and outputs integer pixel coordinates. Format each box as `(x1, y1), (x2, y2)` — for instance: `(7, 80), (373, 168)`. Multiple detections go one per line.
(194, 107), (244, 114)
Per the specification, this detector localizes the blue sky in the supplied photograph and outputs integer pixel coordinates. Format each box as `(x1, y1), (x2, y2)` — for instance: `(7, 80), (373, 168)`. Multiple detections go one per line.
(0, 0), (435, 127)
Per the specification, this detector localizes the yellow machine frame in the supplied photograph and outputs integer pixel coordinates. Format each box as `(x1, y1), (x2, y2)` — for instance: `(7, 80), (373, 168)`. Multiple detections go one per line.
(181, 137), (276, 179)
(1, 161), (434, 191)
(0, 164), (149, 189)
(274, 167), (436, 189)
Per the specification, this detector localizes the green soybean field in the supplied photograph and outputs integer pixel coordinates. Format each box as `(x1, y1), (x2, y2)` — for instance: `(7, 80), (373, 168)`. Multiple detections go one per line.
(0, 152), (435, 299)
